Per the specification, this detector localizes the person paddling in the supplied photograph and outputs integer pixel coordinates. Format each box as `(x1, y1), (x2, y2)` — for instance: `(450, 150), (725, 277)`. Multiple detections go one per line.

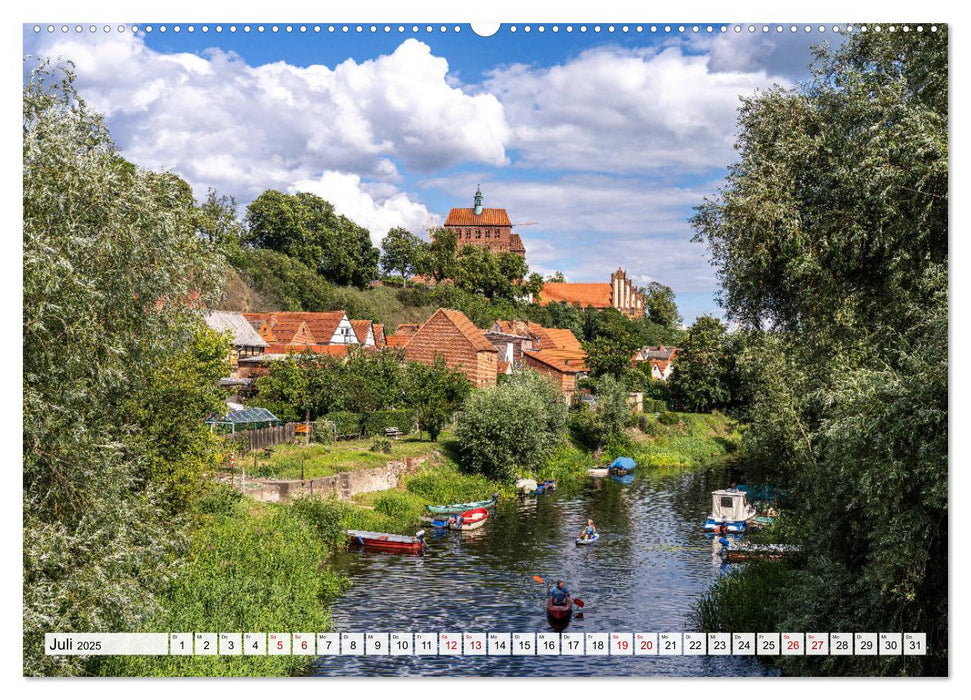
(578, 519), (597, 541)
(547, 580), (570, 605)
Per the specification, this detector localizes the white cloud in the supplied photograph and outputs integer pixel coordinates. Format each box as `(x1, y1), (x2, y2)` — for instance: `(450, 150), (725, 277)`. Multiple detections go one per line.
(27, 33), (510, 200)
(290, 171), (431, 245)
(484, 45), (789, 173)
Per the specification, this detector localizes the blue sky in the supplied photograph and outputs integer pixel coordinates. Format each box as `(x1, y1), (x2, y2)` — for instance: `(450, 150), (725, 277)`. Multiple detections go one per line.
(24, 22), (835, 322)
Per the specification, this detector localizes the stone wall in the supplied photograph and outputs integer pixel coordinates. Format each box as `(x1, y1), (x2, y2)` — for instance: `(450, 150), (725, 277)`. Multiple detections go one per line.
(243, 455), (430, 503)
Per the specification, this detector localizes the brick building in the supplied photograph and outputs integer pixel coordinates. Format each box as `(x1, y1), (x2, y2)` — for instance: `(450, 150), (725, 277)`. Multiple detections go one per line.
(399, 308), (498, 387)
(538, 268), (646, 319)
(444, 186), (526, 256)
(487, 319), (588, 400)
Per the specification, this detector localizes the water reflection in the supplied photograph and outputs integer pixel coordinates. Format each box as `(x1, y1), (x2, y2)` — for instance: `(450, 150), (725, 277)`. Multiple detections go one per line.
(311, 464), (777, 677)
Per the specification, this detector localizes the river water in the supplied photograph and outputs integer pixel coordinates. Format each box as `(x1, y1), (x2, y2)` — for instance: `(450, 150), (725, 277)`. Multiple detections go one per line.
(311, 463), (776, 677)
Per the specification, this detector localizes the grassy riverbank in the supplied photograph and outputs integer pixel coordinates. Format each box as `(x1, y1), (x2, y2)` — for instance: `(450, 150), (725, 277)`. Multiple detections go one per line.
(242, 434), (441, 480)
(99, 410), (737, 677)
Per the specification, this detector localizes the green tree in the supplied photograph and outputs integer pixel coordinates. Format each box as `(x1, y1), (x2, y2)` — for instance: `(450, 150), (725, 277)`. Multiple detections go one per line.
(581, 309), (641, 377)
(23, 61), (223, 675)
(546, 271), (566, 283)
(128, 327), (231, 511)
(416, 227), (458, 282)
(591, 374), (632, 448)
(380, 227), (422, 287)
(642, 281), (682, 328)
(690, 29), (947, 675)
(195, 188), (244, 255)
(403, 357), (472, 440)
(667, 315), (731, 412)
(244, 190), (379, 288)
(253, 354), (311, 423)
(455, 371), (567, 481)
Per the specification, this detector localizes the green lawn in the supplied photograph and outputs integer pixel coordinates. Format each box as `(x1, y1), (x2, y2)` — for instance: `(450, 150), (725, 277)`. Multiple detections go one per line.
(244, 434), (443, 480)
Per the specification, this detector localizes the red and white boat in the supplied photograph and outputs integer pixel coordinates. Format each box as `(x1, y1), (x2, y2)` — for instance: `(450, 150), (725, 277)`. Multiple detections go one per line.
(346, 529), (426, 554)
(450, 507), (489, 531)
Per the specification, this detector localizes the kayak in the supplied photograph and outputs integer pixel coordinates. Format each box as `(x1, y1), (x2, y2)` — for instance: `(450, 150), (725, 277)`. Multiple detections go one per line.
(426, 493), (498, 515)
(576, 533), (600, 545)
(546, 596), (573, 620)
(451, 507), (489, 531)
(346, 529), (426, 554)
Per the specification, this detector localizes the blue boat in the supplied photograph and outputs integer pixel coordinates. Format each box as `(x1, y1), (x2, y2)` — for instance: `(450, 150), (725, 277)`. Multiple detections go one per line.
(535, 479), (556, 495)
(703, 490), (757, 534)
(607, 457), (636, 476)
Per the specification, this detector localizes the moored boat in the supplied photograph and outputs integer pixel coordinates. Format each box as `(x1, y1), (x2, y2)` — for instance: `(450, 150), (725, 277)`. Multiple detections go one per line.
(546, 596), (573, 620)
(426, 493), (499, 515)
(722, 543), (800, 562)
(451, 507), (489, 531)
(347, 529), (426, 554)
(535, 479), (556, 495)
(703, 489), (757, 534)
(587, 468), (609, 477)
(607, 456), (636, 476)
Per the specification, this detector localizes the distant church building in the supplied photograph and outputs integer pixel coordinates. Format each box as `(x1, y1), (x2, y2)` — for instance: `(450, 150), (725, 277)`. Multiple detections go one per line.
(444, 186), (527, 257)
(538, 268), (647, 319)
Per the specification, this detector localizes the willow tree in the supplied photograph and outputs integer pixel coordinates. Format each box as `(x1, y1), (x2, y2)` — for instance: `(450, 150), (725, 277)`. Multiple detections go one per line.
(23, 61), (225, 675)
(692, 29), (947, 675)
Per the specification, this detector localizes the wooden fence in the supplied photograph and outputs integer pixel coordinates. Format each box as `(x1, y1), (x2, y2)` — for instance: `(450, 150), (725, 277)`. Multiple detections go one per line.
(235, 422), (296, 451)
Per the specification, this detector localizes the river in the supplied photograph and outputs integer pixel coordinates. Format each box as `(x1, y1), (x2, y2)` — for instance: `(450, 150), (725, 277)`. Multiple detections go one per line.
(310, 463), (777, 677)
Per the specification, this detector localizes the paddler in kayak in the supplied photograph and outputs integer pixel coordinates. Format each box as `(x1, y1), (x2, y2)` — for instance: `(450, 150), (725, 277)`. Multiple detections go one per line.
(547, 580), (571, 605)
(577, 519), (597, 542)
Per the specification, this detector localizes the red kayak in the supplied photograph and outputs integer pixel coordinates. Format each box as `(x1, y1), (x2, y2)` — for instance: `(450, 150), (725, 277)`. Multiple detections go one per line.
(346, 529), (426, 554)
(546, 596), (573, 620)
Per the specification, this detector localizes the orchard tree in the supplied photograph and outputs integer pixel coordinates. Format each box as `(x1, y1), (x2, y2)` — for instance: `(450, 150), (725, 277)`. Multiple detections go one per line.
(403, 356), (472, 440)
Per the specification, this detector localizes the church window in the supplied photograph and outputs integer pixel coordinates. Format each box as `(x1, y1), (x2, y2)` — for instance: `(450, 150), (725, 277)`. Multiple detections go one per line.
(475, 229), (481, 238)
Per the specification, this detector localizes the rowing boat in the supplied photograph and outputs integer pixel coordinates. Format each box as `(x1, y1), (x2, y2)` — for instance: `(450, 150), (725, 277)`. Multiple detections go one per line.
(346, 529), (426, 554)
(546, 596), (573, 620)
(426, 493), (498, 515)
(451, 507), (489, 531)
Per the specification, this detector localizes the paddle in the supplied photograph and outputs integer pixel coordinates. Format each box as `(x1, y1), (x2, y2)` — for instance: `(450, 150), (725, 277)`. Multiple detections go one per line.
(531, 575), (585, 608)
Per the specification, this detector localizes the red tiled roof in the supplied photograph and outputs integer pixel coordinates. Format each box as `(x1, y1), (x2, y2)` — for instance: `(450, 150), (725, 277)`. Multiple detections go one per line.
(386, 334), (411, 348)
(350, 320), (373, 345)
(424, 309), (497, 353)
(523, 349), (583, 374)
(444, 208), (512, 227)
(268, 320), (311, 344)
(395, 323), (420, 336)
(373, 323), (386, 348)
(264, 344), (357, 357)
(538, 282), (613, 308)
(543, 328), (584, 352)
(509, 233), (526, 254)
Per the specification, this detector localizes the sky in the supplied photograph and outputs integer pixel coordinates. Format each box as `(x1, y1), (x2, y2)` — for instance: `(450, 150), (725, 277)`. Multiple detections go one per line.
(23, 22), (839, 323)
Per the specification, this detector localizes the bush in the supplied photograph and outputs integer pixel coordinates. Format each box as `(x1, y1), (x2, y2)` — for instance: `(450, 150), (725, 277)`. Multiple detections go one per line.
(363, 409), (416, 437)
(568, 406), (600, 450)
(370, 437), (393, 454)
(455, 371), (567, 481)
(324, 411), (362, 438)
(658, 411), (680, 426)
(643, 398), (668, 413)
(289, 496), (353, 551)
(196, 483), (243, 517)
(372, 491), (426, 521)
